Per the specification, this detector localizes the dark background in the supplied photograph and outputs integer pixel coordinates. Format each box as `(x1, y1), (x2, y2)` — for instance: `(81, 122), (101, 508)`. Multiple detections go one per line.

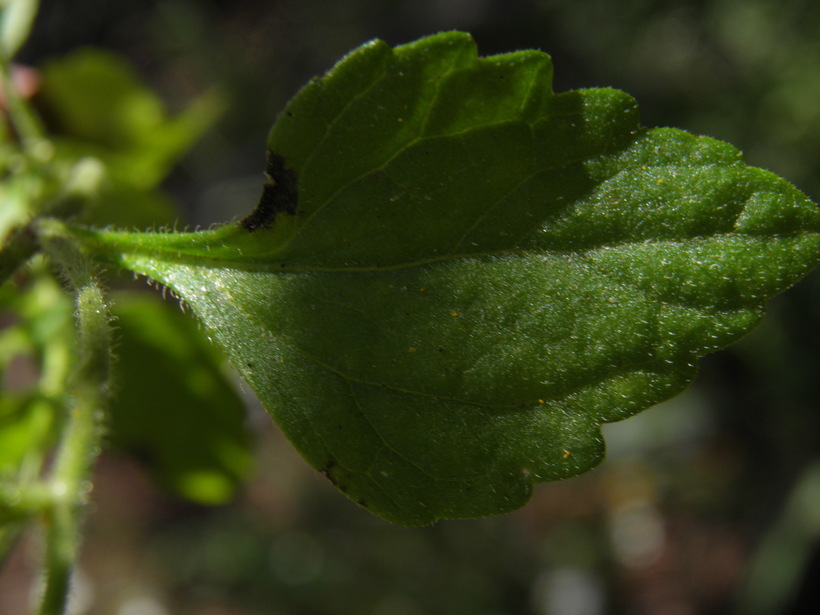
(3, 1), (819, 614)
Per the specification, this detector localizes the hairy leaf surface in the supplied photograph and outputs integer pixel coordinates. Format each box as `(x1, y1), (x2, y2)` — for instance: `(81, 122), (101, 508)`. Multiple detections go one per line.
(73, 32), (820, 525)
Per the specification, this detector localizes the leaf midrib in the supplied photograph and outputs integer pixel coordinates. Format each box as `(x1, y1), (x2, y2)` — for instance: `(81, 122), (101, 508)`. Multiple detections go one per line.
(113, 231), (809, 277)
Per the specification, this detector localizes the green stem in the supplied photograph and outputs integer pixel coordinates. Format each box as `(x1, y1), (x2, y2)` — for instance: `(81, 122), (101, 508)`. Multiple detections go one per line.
(35, 236), (112, 615)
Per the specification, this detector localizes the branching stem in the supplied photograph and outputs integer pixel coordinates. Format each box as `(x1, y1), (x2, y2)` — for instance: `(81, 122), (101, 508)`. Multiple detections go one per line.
(34, 234), (112, 615)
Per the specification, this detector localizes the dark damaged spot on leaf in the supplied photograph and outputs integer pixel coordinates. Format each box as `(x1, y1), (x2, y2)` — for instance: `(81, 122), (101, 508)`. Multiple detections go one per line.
(240, 152), (298, 231)
(320, 459), (336, 475)
(320, 459), (354, 494)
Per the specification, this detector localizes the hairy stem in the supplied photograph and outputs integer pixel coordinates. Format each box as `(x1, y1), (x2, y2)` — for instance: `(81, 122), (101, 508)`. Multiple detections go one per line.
(35, 237), (112, 615)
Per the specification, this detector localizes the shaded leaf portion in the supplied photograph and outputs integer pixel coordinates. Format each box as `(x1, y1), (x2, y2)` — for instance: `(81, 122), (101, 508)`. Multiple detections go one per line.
(74, 32), (819, 525)
(187, 33), (641, 266)
(107, 292), (251, 505)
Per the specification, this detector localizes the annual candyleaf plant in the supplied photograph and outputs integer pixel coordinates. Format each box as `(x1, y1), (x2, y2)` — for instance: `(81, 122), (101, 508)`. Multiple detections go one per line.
(1, 5), (818, 614)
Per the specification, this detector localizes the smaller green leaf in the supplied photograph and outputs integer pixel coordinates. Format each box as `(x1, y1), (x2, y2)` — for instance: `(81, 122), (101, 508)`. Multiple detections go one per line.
(0, 0), (38, 57)
(80, 184), (180, 230)
(38, 49), (222, 189)
(0, 395), (53, 473)
(107, 291), (251, 505)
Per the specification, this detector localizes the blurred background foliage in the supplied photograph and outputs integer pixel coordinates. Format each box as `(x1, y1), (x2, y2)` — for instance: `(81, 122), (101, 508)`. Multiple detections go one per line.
(1, 0), (818, 614)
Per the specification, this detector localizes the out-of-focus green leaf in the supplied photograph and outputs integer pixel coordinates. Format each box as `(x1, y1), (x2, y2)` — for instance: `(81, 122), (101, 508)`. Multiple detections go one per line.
(80, 184), (180, 230)
(0, 170), (36, 239)
(0, 394), (52, 472)
(37, 48), (222, 189)
(107, 291), (250, 505)
(0, 268), (72, 467)
(738, 461), (820, 615)
(0, 0), (38, 57)
(70, 32), (819, 525)
(0, 293), (56, 478)
(0, 273), (65, 554)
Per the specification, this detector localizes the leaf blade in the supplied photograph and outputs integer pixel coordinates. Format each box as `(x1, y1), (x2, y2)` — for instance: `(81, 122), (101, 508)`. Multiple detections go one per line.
(71, 32), (820, 525)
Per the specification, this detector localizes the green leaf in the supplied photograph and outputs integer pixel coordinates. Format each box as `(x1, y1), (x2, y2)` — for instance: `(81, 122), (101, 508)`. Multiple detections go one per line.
(0, 0), (38, 57)
(0, 395), (53, 474)
(107, 292), (251, 505)
(69, 32), (820, 525)
(37, 48), (222, 190)
(80, 184), (180, 230)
